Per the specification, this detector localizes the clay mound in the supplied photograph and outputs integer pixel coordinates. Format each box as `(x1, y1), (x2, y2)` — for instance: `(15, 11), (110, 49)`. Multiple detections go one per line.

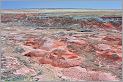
(103, 36), (121, 42)
(95, 43), (122, 61)
(24, 49), (83, 68)
(24, 50), (47, 57)
(24, 37), (66, 50)
(103, 36), (122, 46)
(24, 38), (44, 49)
(103, 23), (114, 28)
(96, 51), (122, 61)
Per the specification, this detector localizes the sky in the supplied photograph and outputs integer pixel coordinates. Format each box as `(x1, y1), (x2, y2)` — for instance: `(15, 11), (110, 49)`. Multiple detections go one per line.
(1, 0), (122, 9)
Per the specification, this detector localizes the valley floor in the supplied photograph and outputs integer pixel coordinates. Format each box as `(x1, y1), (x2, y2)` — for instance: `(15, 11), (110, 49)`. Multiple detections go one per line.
(1, 22), (122, 81)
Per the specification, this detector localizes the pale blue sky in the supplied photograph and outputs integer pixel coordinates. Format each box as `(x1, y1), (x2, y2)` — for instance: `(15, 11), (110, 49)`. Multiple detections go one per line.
(1, 0), (122, 9)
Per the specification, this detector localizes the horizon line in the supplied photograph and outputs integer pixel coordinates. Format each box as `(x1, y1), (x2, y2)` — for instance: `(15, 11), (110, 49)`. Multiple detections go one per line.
(2, 8), (122, 10)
